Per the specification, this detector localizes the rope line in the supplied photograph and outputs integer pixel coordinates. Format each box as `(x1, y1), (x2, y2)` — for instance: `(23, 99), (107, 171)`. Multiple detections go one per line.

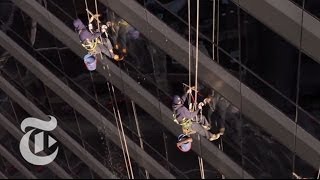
(83, 1), (134, 178)
(188, 0), (192, 109)
(236, 0), (244, 177)
(292, 0), (305, 177)
(194, 0), (205, 178)
(131, 100), (149, 179)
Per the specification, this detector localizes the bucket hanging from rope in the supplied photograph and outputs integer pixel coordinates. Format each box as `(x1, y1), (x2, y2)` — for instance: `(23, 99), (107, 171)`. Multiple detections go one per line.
(83, 54), (97, 71)
(177, 134), (192, 152)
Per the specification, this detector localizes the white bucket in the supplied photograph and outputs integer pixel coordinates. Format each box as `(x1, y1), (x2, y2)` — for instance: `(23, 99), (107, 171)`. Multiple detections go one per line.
(83, 54), (97, 71)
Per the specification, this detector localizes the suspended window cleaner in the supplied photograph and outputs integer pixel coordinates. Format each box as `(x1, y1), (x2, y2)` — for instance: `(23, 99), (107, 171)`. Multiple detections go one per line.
(176, 134), (193, 152)
(102, 17), (130, 61)
(86, 11), (124, 61)
(86, 9), (127, 62)
(172, 86), (222, 141)
(73, 14), (120, 71)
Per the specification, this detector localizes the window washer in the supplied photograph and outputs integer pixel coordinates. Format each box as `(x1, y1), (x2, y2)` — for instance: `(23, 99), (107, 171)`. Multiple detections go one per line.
(172, 88), (222, 141)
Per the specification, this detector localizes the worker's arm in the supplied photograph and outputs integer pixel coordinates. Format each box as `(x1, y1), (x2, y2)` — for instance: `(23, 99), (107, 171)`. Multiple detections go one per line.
(181, 88), (193, 103)
(183, 107), (199, 119)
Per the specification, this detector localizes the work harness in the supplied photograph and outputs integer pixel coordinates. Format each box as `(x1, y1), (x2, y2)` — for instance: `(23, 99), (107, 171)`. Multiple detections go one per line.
(173, 113), (196, 135)
(82, 38), (99, 55)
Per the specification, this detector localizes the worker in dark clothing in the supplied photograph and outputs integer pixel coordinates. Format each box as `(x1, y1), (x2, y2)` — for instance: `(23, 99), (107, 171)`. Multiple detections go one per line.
(106, 18), (130, 61)
(203, 94), (226, 135)
(172, 88), (221, 141)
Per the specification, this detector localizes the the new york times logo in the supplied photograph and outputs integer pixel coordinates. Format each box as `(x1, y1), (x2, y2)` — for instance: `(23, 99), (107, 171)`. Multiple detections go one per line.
(19, 116), (59, 165)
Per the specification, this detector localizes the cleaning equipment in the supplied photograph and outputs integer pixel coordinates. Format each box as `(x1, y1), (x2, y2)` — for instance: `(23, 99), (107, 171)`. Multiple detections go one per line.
(177, 134), (192, 152)
(83, 54), (97, 71)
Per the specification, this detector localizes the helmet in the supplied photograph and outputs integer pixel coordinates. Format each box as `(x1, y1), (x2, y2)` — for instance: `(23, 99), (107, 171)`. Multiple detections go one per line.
(173, 95), (182, 105)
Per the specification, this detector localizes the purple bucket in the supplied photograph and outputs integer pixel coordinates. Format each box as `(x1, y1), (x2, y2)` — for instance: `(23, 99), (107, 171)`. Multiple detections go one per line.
(84, 54), (97, 71)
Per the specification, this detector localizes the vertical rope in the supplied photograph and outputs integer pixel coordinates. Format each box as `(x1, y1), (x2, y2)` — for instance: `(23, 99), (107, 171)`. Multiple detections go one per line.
(236, 0), (244, 178)
(8, 98), (20, 125)
(188, 0), (192, 108)
(107, 62), (134, 179)
(194, 1), (205, 177)
(214, 2), (225, 178)
(95, 0), (99, 29)
(84, 0), (90, 23)
(131, 101), (149, 179)
(115, 94), (135, 179)
(216, 0), (220, 64)
(212, 0), (215, 61)
(292, 0), (305, 176)
(162, 131), (170, 172)
(84, 1), (133, 177)
(102, 1), (135, 177)
(106, 82), (131, 178)
(198, 148), (204, 179)
(109, 80), (134, 179)
(87, 1), (134, 177)
(198, 115), (205, 179)
(194, 0), (199, 105)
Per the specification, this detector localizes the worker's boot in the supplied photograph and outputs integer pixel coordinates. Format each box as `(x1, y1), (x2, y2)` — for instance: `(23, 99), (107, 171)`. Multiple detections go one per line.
(209, 133), (221, 141)
(202, 125), (211, 130)
(219, 128), (225, 135)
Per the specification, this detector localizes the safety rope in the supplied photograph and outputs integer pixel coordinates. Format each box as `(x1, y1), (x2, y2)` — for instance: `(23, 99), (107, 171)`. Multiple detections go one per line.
(194, 0), (199, 106)
(99, 28), (134, 178)
(199, 106), (205, 179)
(84, 1), (134, 178)
(131, 101), (149, 179)
(213, 1), (225, 178)
(106, 80), (132, 178)
(292, 0), (305, 177)
(8, 97), (19, 125)
(94, 0), (104, 60)
(212, 0), (215, 62)
(188, 0), (192, 110)
(216, 0), (220, 64)
(84, 0), (91, 26)
(236, 0), (244, 178)
(194, 0), (205, 178)
(111, 69), (135, 179)
(97, 6), (134, 177)
(198, 135), (205, 179)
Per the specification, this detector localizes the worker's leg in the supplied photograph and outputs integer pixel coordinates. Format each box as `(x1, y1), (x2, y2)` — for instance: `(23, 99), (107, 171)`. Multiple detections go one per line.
(191, 123), (212, 139)
(191, 123), (221, 141)
(102, 38), (115, 58)
(98, 43), (114, 59)
(198, 115), (210, 126)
